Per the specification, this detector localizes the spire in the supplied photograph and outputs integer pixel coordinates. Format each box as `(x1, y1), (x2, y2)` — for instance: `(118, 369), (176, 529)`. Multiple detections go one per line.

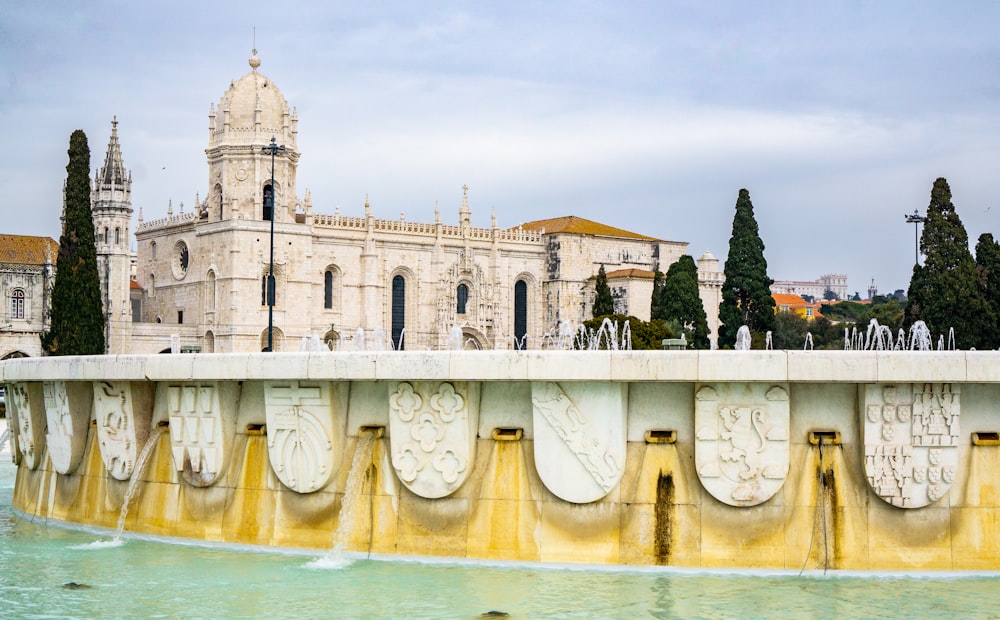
(459, 184), (471, 227)
(98, 116), (129, 188)
(249, 48), (261, 71)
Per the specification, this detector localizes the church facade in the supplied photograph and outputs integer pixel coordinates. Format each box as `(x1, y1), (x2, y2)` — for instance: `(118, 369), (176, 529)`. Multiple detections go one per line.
(106, 52), (724, 353)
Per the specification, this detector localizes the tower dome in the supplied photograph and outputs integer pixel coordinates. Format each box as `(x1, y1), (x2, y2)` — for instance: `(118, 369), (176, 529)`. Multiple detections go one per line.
(208, 50), (298, 150)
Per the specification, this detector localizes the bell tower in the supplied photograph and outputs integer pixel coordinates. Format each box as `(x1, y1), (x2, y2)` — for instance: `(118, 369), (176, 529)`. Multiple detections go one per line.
(92, 117), (134, 353)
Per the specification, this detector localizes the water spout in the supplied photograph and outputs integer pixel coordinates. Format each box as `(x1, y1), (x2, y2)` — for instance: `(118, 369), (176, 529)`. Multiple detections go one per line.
(735, 326), (751, 350)
(331, 430), (379, 555)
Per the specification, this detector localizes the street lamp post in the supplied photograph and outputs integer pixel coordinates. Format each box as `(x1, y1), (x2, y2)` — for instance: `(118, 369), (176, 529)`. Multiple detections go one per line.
(262, 136), (285, 352)
(904, 208), (926, 267)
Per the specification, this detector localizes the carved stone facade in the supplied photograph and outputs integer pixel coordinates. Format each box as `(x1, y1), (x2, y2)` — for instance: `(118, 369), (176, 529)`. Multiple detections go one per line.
(117, 52), (723, 354)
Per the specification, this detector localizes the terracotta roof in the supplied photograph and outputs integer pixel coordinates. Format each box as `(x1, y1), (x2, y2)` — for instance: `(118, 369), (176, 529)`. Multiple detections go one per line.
(130, 279), (143, 290)
(515, 216), (659, 241)
(772, 293), (808, 307)
(606, 268), (655, 279)
(0, 234), (58, 265)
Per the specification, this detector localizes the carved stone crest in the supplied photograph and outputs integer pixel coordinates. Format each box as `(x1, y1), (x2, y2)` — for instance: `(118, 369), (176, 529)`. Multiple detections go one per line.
(263, 381), (341, 493)
(8, 383), (45, 470)
(695, 384), (790, 507)
(531, 381), (627, 504)
(94, 381), (149, 481)
(388, 381), (479, 499)
(165, 382), (237, 487)
(862, 383), (960, 508)
(43, 381), (91, 475)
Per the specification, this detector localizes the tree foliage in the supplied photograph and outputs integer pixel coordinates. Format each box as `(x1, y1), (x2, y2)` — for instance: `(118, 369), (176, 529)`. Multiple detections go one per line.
(975, 233), (1000, 348)
(42, 130), (106, 355)
(653, 255), (710, 348)
(649, 270), (665, 321)
(592, 264), (614, 318)
(718, 189), (776, 346)
(905, 178), (994, 350)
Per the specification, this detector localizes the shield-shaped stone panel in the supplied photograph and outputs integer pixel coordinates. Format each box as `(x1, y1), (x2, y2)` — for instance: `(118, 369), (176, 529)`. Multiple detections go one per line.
(264, 381), (343, 493)
(94, 381), (150, 481)
(7, 382), (45, 470)
(43, 381), (92, 475)
(531, 381), (627, 504)
(388, 381), (480, 499)
(695, 383), (790, 507)
(164, 382), (237, 487)
(861, 383), (960, 508)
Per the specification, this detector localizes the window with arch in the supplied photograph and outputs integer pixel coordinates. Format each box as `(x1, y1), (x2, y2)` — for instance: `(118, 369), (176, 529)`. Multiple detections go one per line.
(263, 184), (274, 221)
(115, 227), (121, 245)
(391, 275), (406, 350)
(206, 270), (217, 312)
(103, 227), (109, 244)
(514, 280), (528, 350)
(324, 270), (334, 309)
(214, 183), (223, 219)
(261, 269), (276, 307)
(456, 283), (469, 314)
(10, 289), (25, 320)
(151, 241), (157, 259)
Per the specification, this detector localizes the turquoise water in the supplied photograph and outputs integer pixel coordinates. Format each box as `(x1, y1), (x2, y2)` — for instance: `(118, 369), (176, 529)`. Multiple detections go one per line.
(3, 460), (1000, 619)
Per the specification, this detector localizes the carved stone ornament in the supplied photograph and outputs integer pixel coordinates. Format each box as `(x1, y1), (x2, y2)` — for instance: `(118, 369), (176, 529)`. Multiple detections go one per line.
(531, 381), (627, 504)
(166, 382), (235, 487)
(695, 383), (790, 507)
(862, 383), (960, 508)
(94, 381), (147, 481)
(264, 381), (339, 493)
(388, 381), (480, 499)
(43, 381), (91, 475)
(8, 383), (45, 470)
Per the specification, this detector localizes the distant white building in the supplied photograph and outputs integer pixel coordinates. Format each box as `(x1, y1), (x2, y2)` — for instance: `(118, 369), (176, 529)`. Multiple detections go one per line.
(771, 273), (848, 301)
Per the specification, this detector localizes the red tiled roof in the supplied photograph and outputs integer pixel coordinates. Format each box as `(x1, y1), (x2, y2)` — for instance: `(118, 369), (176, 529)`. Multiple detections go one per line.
(606, 268), (655, 279)
(0, 234), (58, 265)
(515, 216), (659, 241)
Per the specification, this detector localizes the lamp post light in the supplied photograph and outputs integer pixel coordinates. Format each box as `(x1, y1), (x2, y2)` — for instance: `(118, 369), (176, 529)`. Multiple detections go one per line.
(262, 136), (285, 352)
(904, 208), (926, 267)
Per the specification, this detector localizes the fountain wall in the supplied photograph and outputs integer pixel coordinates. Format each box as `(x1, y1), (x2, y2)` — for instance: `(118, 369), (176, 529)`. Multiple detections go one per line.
(4, 351), (1000, 570)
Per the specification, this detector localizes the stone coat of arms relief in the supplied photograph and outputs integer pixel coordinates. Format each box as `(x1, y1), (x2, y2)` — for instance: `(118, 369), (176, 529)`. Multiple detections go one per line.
(8, 383), (45, 470)
(862, 383), (960, 508)
(695, 383), (790, 507)
(388, 381), (480, 499)
(42, 381), (91, 475)
(531, 381), (627, 504)
(164, 382), (238, 487)
(263, 381), (345, 494)
(94, 381), (150, 481)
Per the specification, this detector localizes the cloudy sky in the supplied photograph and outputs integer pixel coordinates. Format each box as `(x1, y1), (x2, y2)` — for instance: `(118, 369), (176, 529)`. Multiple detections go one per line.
(3, 1), (998, 296)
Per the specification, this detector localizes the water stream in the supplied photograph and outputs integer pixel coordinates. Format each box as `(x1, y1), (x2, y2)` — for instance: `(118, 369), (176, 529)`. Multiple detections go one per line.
(113, 425), (168, 541)
(331, 431), (378, 555)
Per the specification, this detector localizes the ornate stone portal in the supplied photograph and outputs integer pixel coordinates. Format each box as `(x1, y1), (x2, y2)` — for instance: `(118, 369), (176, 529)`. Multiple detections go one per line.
(862, 383), (960, 508)
(388, 381), (480, 499)
(531, 381), (627, 504)
(695, 383), (790, 507)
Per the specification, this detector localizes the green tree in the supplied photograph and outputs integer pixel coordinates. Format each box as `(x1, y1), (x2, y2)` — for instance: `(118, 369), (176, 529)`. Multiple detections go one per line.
(42, 130), (106, 355)
(905, 178), (994, 350)
(649, 269), (665, 321)
(575, 314), (673, 350)
(975, 233), (1000, 348)
(592, 264), (614, 318)
(656, 255), (710, 348)
(718, 189), (776, 346)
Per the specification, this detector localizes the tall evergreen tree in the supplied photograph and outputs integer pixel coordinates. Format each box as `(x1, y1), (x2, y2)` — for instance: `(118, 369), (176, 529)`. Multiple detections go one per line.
(650, 269), (665, 321)
(975, 233), (1000, 348)
(657, 255), (710, 348)
(718, 189), (776, 346)
(592, 264), (614, 318)
(905, 178), (993, 350)
(42, 130), (106, 355)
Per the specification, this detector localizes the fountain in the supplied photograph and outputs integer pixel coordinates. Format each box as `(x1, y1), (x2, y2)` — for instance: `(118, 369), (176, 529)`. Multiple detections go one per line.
(113, 425), (168, 541)
(447, 325), (464, 351)
(331, 430), (379, 555)
(734, 325), (751, 350)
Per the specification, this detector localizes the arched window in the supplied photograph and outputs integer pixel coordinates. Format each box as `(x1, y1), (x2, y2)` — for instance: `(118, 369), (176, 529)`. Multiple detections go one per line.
(103, 227), (109, 244)
(10, 289), (25, 320)
(514, 280), (528, 350)
(115, 227), (121, 245)
(204, 330), (215, 353)
(261, 270), (275, 306)
(263, 184), (274, 221)
(151, 241), (157, 259)
(391, 275), (405, 350)
(206, 270), (217, 312)
(324, 270), (334, 309)
(456, 283), (469, 314)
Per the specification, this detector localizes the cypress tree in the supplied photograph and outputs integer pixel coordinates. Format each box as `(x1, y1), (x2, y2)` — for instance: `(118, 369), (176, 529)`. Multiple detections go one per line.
(650, 269), (665, 321)
(592, 264), (614, 318)
(42, 130), (106, 355)
(905, 178), (993, 350)
(658, 255), (710, 348)
(718, 189), (776, 346)
(975, 233), (1000, 348)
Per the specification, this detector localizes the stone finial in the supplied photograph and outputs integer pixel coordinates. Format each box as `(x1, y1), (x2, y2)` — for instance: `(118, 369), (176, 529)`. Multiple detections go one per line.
(167, 199), (173, 216)
(249, 49), (261, 71)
